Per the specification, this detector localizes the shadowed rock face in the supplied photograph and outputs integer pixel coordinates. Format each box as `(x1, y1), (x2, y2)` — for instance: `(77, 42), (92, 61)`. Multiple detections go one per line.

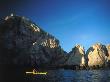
(66, 44), (85, 66)
(0, 15), (67, 66)
(87, 43), (109, 67)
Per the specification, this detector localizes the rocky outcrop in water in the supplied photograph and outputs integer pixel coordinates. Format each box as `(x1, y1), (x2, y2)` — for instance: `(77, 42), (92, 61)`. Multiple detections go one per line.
(1, 14), (110, 69)
(86, 43), (108, 67)
(0, 14), (67, 66)
(66, 44), (85, 66)
(106, 45), (110, 66)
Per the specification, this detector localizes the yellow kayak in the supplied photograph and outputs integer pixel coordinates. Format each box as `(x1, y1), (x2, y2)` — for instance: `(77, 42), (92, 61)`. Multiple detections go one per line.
(26, 69), (47, 75)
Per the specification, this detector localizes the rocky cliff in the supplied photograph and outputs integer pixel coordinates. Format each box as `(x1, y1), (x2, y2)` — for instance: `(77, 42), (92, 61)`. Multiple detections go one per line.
(86, 43), (108, 67)
(66, 44), (85, 66)
(0, 14), (67, 67)
(0, 14), (110, 69)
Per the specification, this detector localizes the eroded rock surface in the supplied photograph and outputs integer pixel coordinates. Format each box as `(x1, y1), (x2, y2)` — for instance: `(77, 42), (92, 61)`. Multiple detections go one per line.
(87, 43), (108, 67)
(66, 44), (85, 66)
(0, 14), (67, 66)
(106, 45), (110, 65)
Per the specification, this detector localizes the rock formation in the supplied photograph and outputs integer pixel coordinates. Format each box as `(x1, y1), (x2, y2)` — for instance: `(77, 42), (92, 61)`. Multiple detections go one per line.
(86, 43), (108, 67)
(106, 44), (110, 65)
(0, 14), (67, 67)
(1, 14), (110, 69)
(66, 44), (85, 66)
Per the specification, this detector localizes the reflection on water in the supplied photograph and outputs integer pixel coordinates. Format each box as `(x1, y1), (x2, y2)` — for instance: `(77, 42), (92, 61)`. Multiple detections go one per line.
(1, 67), (110, 82)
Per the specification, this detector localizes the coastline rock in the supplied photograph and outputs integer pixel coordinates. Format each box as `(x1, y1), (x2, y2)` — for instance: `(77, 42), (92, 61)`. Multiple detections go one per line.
(106, 45), (110, 65)
(87, 43), (108, 67)
(0, 14), (67, 66)
(66, 44), (85, 66)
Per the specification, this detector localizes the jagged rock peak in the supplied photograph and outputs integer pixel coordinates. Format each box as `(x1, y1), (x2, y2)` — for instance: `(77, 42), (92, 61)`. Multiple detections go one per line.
(66, 44), (85, 66)
(0, 14), (65, 66)
(75, 44), (85, 54)
(69, 44), (85, 55)
(87, 43), (108, 67)
(92, 43), (103, 50)
(1, 14), (60, 48)
(4, 14), (41, 32)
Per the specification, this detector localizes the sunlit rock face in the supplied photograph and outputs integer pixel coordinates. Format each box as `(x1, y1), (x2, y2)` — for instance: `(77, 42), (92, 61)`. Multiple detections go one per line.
(106, 45), (110, 63)
(66, 44), (85, 66)
(0, 14), (66, 66)
(30, 39), (67, 66)
(87, 43), (108, 67)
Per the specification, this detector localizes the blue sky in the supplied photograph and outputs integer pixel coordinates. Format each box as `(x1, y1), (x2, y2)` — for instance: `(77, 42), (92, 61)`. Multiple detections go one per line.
(0, 0), (110, 52)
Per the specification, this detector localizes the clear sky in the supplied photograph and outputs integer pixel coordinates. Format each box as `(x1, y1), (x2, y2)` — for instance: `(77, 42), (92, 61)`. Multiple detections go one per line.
(0, 0), (110, 52)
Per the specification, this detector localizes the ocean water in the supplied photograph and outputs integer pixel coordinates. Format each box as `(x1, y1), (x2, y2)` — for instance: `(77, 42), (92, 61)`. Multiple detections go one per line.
(1, 68), (110, 82)
(27, 69), (110, 82)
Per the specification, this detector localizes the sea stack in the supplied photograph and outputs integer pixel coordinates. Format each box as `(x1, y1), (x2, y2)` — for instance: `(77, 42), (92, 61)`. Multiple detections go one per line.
(66, 44), (85, 67)
(87, 43), (108, 68)
(106, 44), (110, 66)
